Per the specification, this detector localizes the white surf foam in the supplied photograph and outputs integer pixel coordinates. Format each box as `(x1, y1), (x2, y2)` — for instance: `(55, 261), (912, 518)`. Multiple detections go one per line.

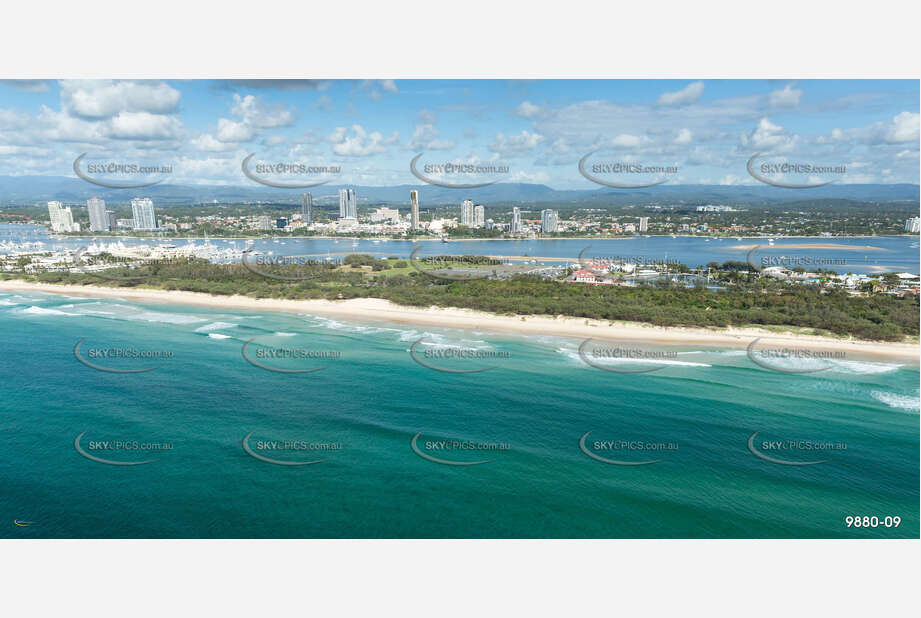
(127, 311), (208, 325)
(194, 321), (238, 333)
(871, 390), (920, 411)
(21, 305), (75, 316)
(556, 348), (710, 368)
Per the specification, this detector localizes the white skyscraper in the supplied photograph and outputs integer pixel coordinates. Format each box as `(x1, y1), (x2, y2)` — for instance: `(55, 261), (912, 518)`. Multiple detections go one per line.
(460, 199), (475, 227)
(131, 198), (157, 230)
(905, 217), (920, 233)
(87, 197), (109, 232)
(511, 207), (521, 234)
(48, 201), (77, 233)
(301, 193), (313, 225)
(474, 204), (485, 228)
(338, 188), (357, 219)
(338, 189), (348, 218)
(541, 209), (559, 234)
(410, 190), (420, 231)
(638, 217), (649, 233)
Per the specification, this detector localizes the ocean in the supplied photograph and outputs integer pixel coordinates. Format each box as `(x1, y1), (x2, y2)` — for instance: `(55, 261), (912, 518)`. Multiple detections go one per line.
(0, 289), (917, 538)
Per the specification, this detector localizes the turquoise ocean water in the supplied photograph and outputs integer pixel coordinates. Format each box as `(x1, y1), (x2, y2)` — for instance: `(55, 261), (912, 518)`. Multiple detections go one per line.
(0, 290), (917, 538)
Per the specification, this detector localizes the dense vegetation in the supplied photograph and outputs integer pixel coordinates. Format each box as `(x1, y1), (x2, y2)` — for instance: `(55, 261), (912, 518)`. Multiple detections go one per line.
(4, 255), (917, 341)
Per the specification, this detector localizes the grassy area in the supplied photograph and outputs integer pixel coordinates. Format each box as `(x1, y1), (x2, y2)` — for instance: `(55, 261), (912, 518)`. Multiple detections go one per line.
(3, 253), (918, 342)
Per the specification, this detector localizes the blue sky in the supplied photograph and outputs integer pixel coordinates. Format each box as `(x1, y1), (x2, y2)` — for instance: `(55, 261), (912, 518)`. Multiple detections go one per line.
(0, 79), (917, 188)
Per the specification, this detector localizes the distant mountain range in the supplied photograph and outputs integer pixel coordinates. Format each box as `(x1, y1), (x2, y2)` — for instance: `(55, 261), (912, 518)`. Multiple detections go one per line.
(0, 175), (917, 206)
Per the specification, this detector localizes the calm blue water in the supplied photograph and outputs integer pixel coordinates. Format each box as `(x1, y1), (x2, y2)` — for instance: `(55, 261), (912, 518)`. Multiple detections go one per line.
(1, 289), (917, 538)
(2, 225), (918, 275)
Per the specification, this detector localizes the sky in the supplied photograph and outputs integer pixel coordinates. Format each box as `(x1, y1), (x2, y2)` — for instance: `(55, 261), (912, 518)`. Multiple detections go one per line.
(0, 79), (917, 189)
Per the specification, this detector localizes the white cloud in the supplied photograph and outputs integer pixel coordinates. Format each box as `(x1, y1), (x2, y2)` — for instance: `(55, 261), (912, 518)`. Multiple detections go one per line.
(230, 94), (294, 128)
(817, 111), (919, 146)
(36, 105), (106, 142)
(60, 80), (181, 119)
(489, 130), (544, 155)
(685, 147), (718, 166)
(263, 135), (287, 147)
(328, 124), (399, 156)
(191, 134), (237, 152)
(884, 111), (919, 143)
(674, 128), (693, 144)
(608, 134), (647, 148)
(215, 118), (256, 142)
(549, 138), (570, 154)
(0, 108), (30, 130)
(657, 81), (704, 106)
(108, 112), (184, 140)
(514, 101), (541, 118)
(357, 80), (399, 100)
(408, 110), (454, 151)
(743, 117), (799, 152)
(769, 84), (803, 107)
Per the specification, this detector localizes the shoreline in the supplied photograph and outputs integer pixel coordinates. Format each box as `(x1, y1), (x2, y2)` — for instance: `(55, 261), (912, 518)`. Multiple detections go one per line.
(2, 279), (917, 362)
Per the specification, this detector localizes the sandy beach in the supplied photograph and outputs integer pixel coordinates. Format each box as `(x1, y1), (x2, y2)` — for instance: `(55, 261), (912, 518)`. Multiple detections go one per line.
(1, 279), (918, 362)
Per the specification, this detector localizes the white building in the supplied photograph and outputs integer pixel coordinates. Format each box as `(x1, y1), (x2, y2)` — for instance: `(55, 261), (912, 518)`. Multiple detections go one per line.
(410, 190), (420, 231)
(87, 197), (109, 232)
(511, 207), (521, 234)
(428, 217), (458, 233)
(370, 207), (401, 224)
(338, 188), (357, 219)
(474, 204), (485, 228)
(696, 205), (736, 212)
(256, 216), (272, 230)
(905, 217), (920, 233)
(460, 199), (475, 227)
(48, 201), (78, 233)
(301, 193), (313, 225)
(638, 217), (649, 233)
(130, 198), (157, 230)
(541, 209), (559, 234)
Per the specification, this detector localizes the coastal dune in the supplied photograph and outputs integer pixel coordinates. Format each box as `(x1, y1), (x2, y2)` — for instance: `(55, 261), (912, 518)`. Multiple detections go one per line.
(1, 280), (917, 362)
